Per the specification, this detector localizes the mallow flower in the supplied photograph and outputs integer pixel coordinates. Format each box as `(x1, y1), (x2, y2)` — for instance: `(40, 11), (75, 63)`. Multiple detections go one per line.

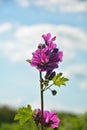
(33, 109), (60, 129)
(30, 33), (63, 72)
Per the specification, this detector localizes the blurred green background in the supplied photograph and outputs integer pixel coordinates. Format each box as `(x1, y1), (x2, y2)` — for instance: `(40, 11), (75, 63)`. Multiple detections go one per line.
(0, 105), (87, 130)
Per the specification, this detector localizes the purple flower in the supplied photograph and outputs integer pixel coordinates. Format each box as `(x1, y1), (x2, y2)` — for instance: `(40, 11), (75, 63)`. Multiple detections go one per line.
(44, 111), (60, 128)
(30, 33), (63, 72)
(42, 33), (56, 50)
(42, 33), (51, 43)
(30, 47), (63, 72)
(33, 109), (41, 119)
(33, 109), (41, 125)
(27, 33), (63, 72)
(33, 109), (60, 128)
(42, 33), (56, 44)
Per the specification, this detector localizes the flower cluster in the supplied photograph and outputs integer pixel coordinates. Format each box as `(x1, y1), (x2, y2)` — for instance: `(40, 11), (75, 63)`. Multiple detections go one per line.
(33, 109), (60, 129)
(30, 33), (63, 72)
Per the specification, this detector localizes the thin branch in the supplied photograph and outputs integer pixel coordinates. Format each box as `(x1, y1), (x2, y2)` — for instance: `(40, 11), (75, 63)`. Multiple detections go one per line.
(43, 83), (54, 91)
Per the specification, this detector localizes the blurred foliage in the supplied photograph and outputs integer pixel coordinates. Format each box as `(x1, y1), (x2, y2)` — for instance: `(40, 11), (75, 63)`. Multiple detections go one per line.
(0, 105), (87, 130)
(0, 106), (16, 124)
(14, 105), (33, 125)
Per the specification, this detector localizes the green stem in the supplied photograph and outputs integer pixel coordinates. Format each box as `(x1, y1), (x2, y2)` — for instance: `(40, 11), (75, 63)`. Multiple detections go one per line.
(37, 125), (40, 130)
(40, 72), (44, 130)
(43, 83), (54, 91)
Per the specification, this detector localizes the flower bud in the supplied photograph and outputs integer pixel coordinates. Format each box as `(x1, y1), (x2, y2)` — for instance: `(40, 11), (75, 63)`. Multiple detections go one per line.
(52, 90), (57, 96)
(53, 48), (58, 53)
(49, 71), (56, 80)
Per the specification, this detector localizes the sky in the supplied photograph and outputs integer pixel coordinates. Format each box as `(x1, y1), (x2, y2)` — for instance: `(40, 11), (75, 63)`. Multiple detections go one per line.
(0, 0), (87, 113)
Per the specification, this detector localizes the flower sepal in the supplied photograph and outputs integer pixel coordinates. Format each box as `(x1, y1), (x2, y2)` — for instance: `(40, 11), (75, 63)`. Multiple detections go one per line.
(26, 59), (31, 63)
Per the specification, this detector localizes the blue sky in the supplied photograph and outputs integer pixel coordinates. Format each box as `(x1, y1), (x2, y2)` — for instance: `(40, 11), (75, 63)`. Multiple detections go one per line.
(0, 0), (87, 113)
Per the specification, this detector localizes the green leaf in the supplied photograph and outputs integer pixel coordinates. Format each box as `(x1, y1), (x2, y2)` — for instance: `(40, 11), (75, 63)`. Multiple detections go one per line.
(26, 59), (31, 63)
(14, 105), (33, 125)
(53, 73), (69, 87)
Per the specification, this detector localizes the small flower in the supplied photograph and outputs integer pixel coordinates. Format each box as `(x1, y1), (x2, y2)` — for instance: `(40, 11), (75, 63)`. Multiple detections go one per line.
(33, 109), (60, 129)
(42, 33), (51, 44)
(42, 33), (57, 51)
(44, 111), (60, 128)
(42, 33), (56, 45)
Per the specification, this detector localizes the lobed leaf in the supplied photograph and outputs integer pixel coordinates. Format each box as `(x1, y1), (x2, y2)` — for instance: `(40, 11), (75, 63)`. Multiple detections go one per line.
(53, 73), (69, 87)
(14, 105), (33, 125)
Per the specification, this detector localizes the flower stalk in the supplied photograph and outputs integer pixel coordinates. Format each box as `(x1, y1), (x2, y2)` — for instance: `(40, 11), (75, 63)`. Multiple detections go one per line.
(43, 83), (54, 91)
(40, 72), (44, 130)
(14, 33), (69, 130)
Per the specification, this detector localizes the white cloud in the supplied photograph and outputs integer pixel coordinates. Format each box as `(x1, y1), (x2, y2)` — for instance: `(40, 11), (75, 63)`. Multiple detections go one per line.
(14, 0), (87, 12)
(0, 24), (87, 62)
(1, 97), (86, 113)
(62, 64), (87, 90)
(1, 0), (87, 12)
(34, 0), (87, 12)
(0, 98), (23, 108)
(31, 98), (86, 113)
(0, 41), (30, 62)
(0, 23), (12, 33)
(63, 64), (87, 77)
(15, 0), (30, 7)
(51, 104), (86, 114)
